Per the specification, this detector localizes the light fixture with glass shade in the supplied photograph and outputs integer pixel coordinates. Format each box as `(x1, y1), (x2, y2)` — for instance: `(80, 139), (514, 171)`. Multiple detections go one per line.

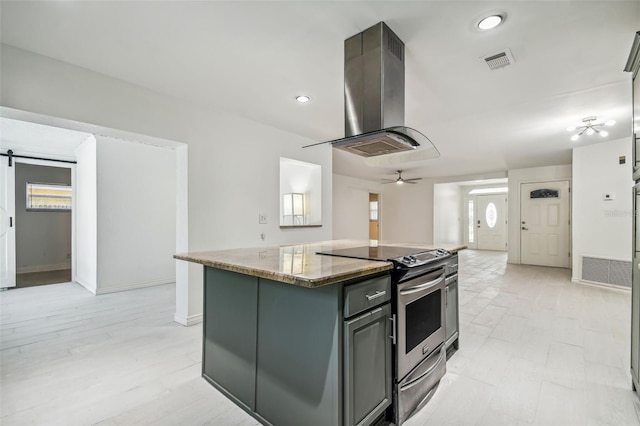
(567, 116), (615, 142)
(476, 13), (506, 31)
(283, 193), (305, 226)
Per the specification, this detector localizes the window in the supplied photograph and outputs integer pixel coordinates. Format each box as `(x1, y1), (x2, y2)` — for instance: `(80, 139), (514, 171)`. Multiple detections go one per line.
(468, 199), (474, 243)
(468, 187), (508, 195)
(370, 201), (379, 221)
(530, 188), (559, 199)
(485, 202), (497, 228)
(26, 182), (72, 211)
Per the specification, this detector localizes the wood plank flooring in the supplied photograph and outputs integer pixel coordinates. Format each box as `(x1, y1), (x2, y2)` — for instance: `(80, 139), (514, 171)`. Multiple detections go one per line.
(1, 250), (639, 425)
(1, 281), (257, 426)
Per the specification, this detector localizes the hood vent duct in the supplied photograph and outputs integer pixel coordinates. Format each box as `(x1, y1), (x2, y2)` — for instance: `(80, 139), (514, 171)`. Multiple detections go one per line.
(304, 22), (439, 160)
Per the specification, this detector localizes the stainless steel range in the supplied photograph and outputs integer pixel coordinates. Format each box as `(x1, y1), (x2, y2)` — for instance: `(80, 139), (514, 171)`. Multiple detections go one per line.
(316, 245), (451, 425)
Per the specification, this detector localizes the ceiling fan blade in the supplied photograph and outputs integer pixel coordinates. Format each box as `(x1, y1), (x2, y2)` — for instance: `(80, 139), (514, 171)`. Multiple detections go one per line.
(405, 181), (418, 184)
(404, 177), (422, 182)
(381, 181), (398, 184)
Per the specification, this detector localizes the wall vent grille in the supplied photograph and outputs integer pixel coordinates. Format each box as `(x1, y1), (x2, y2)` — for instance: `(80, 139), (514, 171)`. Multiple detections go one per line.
(582, 256), (631, 288)
(483, 48), (515, 70)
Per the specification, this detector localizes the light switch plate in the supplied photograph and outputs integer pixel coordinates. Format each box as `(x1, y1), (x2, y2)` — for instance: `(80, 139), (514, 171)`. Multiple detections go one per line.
(259, 213), (267, 224)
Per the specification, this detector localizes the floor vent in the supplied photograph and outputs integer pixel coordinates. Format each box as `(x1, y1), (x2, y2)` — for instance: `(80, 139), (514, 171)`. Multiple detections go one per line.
(482, 48), (515, 70)
(582, 256), (631, 288)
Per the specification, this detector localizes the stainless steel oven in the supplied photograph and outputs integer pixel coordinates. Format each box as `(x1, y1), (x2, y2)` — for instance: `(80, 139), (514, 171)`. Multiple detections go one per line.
(395, 267), (446, 379)
(315, 245), (451, 425)
(392, 261), (447, 425)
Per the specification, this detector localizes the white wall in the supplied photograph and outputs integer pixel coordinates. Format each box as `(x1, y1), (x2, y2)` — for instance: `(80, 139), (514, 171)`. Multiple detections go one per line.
(15, 163), (72, 272)
(507, 164), (572, 264)
(383, 180), (435, 244)
(75, 136), (98, 292)
(572, 137), (633, 280)
(332, 174), (383, 240)
(95, 136), (177, 294)
(433, 183), (462, 245)
(1, 45), (332, 324)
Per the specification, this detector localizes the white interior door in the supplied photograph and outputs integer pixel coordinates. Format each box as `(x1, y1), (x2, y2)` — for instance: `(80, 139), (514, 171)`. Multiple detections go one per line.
(0, 158), (16, 288)
(476, 194), (507, 251)
(520, 181), (570, 268)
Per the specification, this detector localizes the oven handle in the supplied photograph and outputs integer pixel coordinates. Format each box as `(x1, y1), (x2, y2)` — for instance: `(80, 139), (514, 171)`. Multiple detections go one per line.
(399, 275), (444, 296)
(399, 349), (445, 392)
(389, 314), (396, 345)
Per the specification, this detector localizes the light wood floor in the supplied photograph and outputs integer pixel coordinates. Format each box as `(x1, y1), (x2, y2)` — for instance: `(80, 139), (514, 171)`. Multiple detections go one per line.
(1, 250), (639, 425)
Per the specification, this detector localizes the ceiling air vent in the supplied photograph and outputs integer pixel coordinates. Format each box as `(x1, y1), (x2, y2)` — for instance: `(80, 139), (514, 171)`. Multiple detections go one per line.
(482, 48), (515, 70)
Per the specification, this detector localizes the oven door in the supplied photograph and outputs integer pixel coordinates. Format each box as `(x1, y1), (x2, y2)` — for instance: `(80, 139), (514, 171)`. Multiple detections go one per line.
(396, 268), (446, 380)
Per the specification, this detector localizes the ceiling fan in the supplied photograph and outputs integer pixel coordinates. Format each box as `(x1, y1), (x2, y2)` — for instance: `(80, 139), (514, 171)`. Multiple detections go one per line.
(381, 170), (422, 185)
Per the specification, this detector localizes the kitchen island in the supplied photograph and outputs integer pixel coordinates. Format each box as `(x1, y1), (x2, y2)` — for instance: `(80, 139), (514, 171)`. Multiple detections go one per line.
(175, 240), (465, 426)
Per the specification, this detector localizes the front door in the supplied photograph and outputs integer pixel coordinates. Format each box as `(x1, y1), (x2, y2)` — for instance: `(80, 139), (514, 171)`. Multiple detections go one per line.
(0, 158), (16, 288)
(476, 194), (507, 251)
(520, 181), (570, 268)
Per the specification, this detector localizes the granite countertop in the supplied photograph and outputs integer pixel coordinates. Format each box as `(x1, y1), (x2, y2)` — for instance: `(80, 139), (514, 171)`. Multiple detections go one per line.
(174, 240), (466, 288)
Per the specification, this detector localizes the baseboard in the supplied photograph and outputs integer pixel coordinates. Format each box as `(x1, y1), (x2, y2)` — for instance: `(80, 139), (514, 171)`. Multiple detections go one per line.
(74, 277), (97, 295)
(95, 277), (175, 295)
(571, 277), (631, 293)
(174, 312), (203, 326)
(174, 313), (203, 326)
(18, 262), (71, 274)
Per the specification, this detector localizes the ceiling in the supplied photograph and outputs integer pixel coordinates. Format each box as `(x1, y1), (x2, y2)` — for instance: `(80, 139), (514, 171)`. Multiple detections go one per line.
(1, 1), (637, 182)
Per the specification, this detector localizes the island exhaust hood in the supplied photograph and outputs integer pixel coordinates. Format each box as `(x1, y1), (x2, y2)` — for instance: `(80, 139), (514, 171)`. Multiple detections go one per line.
(305, 22), (439, 160)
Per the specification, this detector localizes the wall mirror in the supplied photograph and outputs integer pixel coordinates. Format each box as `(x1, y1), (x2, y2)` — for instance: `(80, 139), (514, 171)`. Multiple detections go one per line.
(279, 157), (322, 227)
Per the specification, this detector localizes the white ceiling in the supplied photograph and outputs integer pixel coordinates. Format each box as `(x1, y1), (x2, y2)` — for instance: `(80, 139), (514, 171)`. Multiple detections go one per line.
(1, 1), (637, 182)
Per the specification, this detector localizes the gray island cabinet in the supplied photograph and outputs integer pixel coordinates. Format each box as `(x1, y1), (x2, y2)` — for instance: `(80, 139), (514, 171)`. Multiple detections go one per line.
(175, 241), (396, 426)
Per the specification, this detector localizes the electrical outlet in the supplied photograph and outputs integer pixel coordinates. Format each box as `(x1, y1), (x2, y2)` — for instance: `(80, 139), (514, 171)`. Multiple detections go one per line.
(259, 213), (267, 224)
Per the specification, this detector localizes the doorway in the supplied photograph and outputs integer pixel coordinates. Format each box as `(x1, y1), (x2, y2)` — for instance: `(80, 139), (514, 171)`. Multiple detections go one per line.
(369, 193), (379, 240)
(476, 194), (507, 251)
(1, 157), (75, 289)
(520, 180), (570, 268)
(15, 162), (72, 287)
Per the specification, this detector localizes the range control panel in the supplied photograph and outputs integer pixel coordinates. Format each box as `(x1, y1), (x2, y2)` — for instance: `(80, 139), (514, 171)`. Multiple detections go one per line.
(393, 248), (451, 267)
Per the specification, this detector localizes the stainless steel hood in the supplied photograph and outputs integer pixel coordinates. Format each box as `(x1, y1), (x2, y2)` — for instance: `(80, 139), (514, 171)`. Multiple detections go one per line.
(307, 22), (439, 160)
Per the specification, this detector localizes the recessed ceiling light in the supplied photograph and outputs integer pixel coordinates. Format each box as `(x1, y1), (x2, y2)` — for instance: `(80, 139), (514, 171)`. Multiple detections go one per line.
(477, 14), (504, 31)
(295, 95), (311, 103)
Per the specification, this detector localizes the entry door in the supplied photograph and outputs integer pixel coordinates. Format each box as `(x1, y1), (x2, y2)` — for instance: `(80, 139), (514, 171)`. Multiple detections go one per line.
(0, 159), (16, 288)
(520, 181), (570, 268)
(476, 194), (507, 251)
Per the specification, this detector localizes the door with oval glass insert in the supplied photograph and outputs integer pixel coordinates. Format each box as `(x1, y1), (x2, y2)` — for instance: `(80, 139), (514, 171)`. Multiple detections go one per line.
(476, 194), (507, 251)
